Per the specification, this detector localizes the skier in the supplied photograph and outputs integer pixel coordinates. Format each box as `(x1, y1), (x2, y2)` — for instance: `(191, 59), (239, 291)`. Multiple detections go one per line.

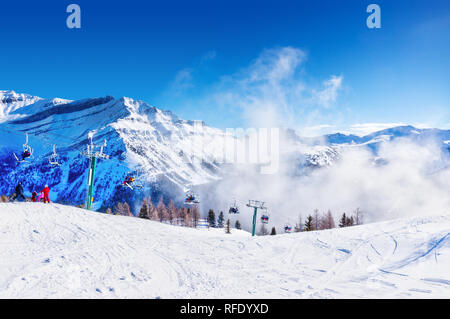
(10, 182), (26, 202)
(31, 191), (37, 202)
(40, 185), (51, 203)
(122, 176), (135, 187)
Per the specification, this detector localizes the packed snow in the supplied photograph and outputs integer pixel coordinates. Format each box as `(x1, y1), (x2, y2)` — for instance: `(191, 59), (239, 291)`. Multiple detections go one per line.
(0, 203), (448, 298)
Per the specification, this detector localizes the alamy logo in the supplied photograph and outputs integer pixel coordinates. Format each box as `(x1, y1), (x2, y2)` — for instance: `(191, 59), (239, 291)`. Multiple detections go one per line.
(66, 4), (81, 29)
(366, 4), (381, 29)
(191, 121), (280, 175)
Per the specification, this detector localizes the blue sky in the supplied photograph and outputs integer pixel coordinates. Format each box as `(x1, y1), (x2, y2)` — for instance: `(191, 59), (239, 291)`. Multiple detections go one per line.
(0, 0), (449, 134)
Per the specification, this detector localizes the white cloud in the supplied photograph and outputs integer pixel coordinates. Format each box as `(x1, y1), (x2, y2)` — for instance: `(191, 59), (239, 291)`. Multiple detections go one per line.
(206, 136), (450, 230)
(203, 47), (344, 129)
(165, 46), (345, 129)
(169, 68), (194, 96)
(313, 75), (343, 108)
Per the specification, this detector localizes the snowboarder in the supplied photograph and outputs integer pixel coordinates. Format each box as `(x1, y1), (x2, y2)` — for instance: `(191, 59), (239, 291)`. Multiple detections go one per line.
(40, 185), (50, 203)
(10, 182), (26, 202)
(31, 191), (37, 202)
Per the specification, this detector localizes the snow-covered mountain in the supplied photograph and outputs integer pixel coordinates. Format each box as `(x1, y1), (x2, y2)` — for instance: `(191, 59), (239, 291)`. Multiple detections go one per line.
(324, 125), (450, 152)
(0, 203), (448, 298)
(0, 90), (69, 123)
(0, 90), (449, 213)
(0, 91), (233, 211)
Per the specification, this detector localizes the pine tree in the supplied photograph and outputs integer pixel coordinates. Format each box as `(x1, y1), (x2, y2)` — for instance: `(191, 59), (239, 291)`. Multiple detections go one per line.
(235, 220), (241, 230)
(178, 207), (187, 226)
(167, 200), (176, 224)
(304, 215), (314, 231)
(138, 199), (149, 219)
(192, 205), (201, 228)
(114, 202), (132, 217)
(157, 197), (168, 222)
(121, 202), (133, 216)
(185, 208), (192, 227)
(348, 216), (355, 227)
(295, 214), (303, 232)
(149, 201), (158, 221)
(207, 209), (216, 228)
(270, 227), (277, 235)
(321, 210), (335, 229)
(313, 209), (321, 230)
(339, 213), (348, 227)
(217, 211), (225, 228)
(113, 202), (123, 215)
(225, 219), (231, 234)
(354, 208), (363, 225)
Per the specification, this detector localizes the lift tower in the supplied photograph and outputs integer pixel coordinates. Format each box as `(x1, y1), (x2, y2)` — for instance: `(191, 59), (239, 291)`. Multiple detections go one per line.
(246, 200), (267, 237)
(81, 132), (110, 210)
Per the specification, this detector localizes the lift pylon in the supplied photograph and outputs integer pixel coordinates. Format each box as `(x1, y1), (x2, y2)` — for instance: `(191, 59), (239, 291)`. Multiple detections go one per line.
(246, 200), (267, 237)
(81, 132), (110, 210)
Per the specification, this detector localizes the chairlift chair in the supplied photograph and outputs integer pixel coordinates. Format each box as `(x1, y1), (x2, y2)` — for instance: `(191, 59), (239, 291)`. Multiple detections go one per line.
(284, 224), (293, 233)
(259, 207), (270, 224)
(185, 191), (199, 205)
(49, 145), (61, 166)
(228, 200), (240, 214)
(14, 133), (34, 163)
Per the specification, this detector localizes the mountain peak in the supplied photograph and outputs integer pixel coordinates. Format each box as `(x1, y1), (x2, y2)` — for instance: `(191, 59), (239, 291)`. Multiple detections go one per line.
(0, 90), (44, 121)
(0, 90), (42, 102)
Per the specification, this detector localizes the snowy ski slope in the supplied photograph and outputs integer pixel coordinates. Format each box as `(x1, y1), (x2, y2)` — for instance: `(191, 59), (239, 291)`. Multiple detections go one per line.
(0, 203), (449, 298)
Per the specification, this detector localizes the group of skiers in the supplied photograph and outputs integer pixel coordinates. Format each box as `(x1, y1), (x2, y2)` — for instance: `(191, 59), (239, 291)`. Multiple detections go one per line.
(9, 182), (51, 203)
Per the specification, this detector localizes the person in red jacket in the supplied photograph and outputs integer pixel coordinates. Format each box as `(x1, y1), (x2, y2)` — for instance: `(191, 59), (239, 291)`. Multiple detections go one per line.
(41, 185), (50, 203)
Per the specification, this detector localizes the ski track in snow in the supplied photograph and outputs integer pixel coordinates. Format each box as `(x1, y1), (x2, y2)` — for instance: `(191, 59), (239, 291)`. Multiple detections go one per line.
(0, 203), (449, 298)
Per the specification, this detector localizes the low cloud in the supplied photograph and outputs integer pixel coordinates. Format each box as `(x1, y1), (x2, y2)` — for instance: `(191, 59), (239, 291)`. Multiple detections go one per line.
(205, 136), (450, 231)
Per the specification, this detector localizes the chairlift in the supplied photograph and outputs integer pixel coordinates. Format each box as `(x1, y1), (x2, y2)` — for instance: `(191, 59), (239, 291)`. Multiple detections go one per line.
(284, 224), (293, 233)
(259, 207), (268, 224)
(13, 133), (33, 163)
(49, 145), (61, 166)
(185, 191), (199, 204)
(229, 200), (240, 214)
(261, 215), (269, 224)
